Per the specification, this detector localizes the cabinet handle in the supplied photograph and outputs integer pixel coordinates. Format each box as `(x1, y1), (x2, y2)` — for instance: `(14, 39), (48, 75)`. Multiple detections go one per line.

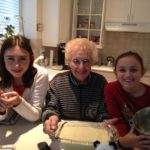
(122, 23), (137, 26)
(127, 14), (130, 22)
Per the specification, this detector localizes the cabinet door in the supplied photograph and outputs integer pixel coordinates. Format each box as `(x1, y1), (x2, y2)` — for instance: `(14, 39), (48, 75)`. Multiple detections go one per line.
(42, 0), (72, 47)
(105, 0), (131, 22)
(72, 0), (105, 48)
(58, 0), (73, 43)
(105, 0), (150, 24)
(131, 0), (150, 23)
(42, 0), (59, 47)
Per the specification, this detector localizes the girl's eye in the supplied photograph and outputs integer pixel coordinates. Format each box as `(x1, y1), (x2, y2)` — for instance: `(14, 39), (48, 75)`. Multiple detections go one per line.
(19, 57), (28, 61)
(7, 57), (14, 61)
(130, 68), (138, 72)
(5, 56), (29, 64)
(118, 69), (126, 72)
(118, 68), (139, 73)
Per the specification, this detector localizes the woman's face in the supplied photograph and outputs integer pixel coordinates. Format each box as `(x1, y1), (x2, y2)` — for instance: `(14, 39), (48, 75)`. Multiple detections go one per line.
(4, 45), (30, 80)
(69, 50), (92, 83)
(115, 56), (144, 91)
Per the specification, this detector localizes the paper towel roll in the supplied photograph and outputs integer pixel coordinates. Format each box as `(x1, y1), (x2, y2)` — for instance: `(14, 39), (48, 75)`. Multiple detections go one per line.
(49, 50), (54, 67)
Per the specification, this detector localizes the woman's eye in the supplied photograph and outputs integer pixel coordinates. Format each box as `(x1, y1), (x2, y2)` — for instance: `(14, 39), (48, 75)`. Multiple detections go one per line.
(73, 59), (80, 64)
(83, 59), (90, 64)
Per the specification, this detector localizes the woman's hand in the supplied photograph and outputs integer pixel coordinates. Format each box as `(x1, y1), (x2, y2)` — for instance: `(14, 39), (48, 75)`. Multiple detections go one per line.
(43, 115), (59, 135)
(0, 91), (22, 108)
(119, 132), (150, 149)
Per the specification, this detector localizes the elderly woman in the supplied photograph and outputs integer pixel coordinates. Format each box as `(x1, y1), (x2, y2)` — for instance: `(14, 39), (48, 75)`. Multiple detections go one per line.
(42, 38), (112, 136)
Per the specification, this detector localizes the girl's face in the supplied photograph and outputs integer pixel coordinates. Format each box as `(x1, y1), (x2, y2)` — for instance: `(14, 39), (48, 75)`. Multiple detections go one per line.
(115, 56), (145, 91)
(69, 50), (92, 83)
(4, 45), (30, 80)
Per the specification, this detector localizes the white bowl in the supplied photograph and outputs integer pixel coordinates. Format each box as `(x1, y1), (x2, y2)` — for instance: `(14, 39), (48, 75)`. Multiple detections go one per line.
(133, 107), (150, 135)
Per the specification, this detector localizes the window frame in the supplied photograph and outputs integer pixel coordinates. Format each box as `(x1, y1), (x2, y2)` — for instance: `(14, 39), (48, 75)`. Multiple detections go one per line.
(0, 0), (21, 37)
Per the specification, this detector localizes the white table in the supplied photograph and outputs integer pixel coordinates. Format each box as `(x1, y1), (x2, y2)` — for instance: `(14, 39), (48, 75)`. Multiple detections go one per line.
(0, 118), (50, 150)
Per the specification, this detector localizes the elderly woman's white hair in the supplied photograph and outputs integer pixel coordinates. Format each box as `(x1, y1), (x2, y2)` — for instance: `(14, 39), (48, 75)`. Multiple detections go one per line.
(65, 38), (98, 64)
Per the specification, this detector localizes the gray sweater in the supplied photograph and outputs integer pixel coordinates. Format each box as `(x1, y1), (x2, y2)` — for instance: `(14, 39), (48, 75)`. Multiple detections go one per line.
(42, 71), (110, 122)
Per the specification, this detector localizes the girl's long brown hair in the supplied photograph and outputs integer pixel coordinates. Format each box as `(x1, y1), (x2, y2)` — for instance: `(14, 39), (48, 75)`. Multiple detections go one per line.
(0, 35), (37, 88)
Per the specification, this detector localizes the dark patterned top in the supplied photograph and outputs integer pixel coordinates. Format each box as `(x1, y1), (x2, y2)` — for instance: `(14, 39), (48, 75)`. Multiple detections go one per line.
(42, 71), (110, 122)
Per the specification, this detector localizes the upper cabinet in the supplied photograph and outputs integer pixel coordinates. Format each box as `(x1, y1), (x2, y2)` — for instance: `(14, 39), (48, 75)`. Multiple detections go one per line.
(22, 0), (42, 39)
(105, 0), (150, 32)
(42, 0), (73, 47)
(105, 0), (131, 23)
(72, 0), (105, 48)
(131, 0), (150, 23)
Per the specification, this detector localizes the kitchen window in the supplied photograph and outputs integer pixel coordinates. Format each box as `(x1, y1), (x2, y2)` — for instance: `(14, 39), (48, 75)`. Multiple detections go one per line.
(0, 0), (21, 37)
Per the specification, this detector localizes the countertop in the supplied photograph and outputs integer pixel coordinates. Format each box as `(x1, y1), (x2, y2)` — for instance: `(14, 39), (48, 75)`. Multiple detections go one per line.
(91, 65), (114, 72)
(45, 66), (68, 80)
(0, 118), (50, 150)
(0, 118), (111, 150)
(46, 65), (150, 81)
(91, 65), (150, 77)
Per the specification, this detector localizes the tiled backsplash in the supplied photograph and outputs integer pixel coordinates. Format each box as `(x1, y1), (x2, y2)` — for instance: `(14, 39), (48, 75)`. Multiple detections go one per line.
(40, 31), (150, 70)
(101, 31), (150, 69)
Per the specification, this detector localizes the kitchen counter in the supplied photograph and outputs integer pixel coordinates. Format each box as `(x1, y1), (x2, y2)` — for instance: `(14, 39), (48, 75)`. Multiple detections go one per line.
(91, 65), (150, 84)
(0, 118), (110, 150)
(0, 118), (50, 150)
(91, 65), (114, 72)
(45, 65), (114, 80)
(45, 65), (150, 83)
(143, 70), (150, 77)
(45, 66), (68, 81)
(91, 65), (150, 76)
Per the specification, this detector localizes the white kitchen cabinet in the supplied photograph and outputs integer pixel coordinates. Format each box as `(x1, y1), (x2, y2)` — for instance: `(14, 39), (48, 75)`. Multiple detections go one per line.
(72, 0), (105, 48)
(22, 0), (41, 39)
(105, 0), (150, 23)
(42, 0), (73, 47)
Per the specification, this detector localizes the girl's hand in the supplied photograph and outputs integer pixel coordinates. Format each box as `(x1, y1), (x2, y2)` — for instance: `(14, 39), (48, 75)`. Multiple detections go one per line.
(0, 91), (22, 108)
(0, 90), (7, 113)
(103, 118), (119, 138)
(119, 132), (150, 149)
(0, 102), (7, 113)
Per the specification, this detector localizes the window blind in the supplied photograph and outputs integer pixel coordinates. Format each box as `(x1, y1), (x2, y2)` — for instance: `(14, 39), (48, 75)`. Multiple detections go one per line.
(0, 0), (20, 36)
